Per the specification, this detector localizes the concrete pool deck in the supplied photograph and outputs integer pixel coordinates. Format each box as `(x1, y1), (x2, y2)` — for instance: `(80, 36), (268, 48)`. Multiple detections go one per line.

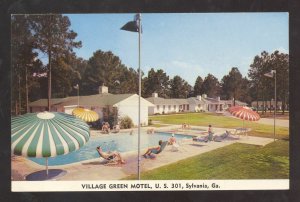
(11, 127), (276, 181)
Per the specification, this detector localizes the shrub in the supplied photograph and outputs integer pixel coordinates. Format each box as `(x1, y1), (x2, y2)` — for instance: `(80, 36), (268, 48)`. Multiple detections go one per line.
(90, 119), (102, 130)
(119, 116), (134, 129)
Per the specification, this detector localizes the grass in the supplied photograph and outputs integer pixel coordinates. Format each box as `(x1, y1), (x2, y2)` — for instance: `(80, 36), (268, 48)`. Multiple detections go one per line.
(123, 140), (289, 180)
(149, 112), (289, 140)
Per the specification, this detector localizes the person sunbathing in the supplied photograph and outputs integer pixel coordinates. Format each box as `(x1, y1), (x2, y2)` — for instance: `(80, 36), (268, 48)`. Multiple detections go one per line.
(192, 131), (214, 142)
(142, 140), (162, 157)
(96, 146), (125, 164)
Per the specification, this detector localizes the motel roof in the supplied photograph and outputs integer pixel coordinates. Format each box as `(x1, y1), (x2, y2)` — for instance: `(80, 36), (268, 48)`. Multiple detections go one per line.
(29, 93), (141, 107)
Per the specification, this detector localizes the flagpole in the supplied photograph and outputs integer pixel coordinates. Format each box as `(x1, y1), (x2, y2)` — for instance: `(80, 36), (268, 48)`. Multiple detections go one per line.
(120, 13), (142, 180)
(137, 13), (141, 181)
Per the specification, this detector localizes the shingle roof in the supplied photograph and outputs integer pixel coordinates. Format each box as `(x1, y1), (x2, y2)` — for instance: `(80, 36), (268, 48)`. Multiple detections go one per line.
(29, 93), (136, 107)
(145, 96), (248, 106)
(172, 99), (189, 105)
(29, 97), (72, 107)
(146, 97), (173, 105)
(146, 97), (189, 105)
(187, 97), (206, 105)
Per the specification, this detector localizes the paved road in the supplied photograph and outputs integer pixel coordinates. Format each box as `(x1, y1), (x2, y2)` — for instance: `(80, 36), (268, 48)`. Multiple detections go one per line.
(257, 118), (289, 127)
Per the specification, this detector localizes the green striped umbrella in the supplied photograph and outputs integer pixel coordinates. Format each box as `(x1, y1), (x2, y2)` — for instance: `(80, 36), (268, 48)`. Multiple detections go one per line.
(11, 111), (90, 177)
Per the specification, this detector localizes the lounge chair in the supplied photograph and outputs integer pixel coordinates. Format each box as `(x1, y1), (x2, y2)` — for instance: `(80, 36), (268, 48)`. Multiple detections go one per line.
(145, 141), (168, 158)
(155, 141), (168, 154)
(96, 149), (119, 165)
(193, 132), (214, 142)
(213, 130), (239, 142)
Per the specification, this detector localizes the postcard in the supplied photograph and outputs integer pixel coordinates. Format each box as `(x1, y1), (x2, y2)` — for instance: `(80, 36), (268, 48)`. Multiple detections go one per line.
(11, 13), (289, 192)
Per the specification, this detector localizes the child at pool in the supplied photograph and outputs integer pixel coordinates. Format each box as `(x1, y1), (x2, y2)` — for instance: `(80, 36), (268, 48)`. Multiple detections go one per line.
(142, 140), (163, 157)
(96, 146), (125, 164)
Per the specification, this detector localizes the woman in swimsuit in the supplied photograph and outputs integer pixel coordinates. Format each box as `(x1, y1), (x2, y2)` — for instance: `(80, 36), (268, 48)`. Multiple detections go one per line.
(142, 140), (162, 157)
(96, 146), (125, 164)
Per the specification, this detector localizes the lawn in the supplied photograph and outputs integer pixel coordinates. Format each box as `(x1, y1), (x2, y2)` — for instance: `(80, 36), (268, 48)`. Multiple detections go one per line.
(149, 112), (289, 140)
(123, 140), (289, 180)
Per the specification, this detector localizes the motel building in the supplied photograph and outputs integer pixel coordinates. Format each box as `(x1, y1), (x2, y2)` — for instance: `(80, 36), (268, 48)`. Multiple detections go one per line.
(146, 93), (247, 115)
(250, 100), (288, 111)
(29, 85), (154, 126)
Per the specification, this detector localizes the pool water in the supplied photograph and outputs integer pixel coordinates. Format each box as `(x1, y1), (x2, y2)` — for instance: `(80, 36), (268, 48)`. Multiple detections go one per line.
(29, 132), (192, 166)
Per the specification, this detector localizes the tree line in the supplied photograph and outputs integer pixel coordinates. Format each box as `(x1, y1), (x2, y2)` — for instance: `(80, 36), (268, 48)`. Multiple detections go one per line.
(11, 14), (289, 115)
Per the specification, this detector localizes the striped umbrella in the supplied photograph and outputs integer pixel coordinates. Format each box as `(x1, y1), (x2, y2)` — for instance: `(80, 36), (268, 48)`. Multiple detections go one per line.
(11, 111), (90, 177)
(228, 106), (260, 121)
(72, 108), (100, 122)
(228, 106), (260, 135)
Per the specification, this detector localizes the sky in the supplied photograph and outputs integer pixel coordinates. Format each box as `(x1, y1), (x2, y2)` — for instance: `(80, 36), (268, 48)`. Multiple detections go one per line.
(65, 13), (288, 85)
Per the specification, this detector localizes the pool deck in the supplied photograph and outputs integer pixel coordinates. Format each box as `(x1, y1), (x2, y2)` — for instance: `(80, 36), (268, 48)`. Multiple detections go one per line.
(12, 126), (276, 181)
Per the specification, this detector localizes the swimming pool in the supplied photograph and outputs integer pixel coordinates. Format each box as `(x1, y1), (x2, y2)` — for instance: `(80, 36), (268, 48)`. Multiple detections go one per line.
(29, 131), (192, 166)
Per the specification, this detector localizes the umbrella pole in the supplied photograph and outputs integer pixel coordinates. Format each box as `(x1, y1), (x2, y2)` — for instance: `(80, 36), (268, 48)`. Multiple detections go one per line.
(243, 119), (245, 137)
(46, 157), (49, 177)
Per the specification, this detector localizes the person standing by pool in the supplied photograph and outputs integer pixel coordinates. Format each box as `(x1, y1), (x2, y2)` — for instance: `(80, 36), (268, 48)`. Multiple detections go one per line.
(208, 125), (213, 134)
(142, 140), (162, 157)
(208, 124), (214, 140)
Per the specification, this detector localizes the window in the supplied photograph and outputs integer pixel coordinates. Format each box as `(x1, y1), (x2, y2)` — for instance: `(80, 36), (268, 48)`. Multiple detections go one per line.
(168, 105), (171, 110)
(187, 105), (189, 110)
(174, 105), (176, 110)
(157, 105), (160, 110)
(163, 105), (165, 110)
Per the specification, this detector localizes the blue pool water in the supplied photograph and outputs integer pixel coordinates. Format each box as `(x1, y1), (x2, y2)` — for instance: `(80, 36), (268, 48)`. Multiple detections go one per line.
(29, 132), (192, 166)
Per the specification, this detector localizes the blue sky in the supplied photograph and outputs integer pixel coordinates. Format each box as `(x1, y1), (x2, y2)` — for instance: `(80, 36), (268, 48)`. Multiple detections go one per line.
(66, 13), (288, 85)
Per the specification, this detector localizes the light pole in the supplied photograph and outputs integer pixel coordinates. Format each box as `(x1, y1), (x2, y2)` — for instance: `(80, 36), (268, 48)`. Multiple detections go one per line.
(264, 70), (276, 141)
(74, 84), (79, 106)
(121, 13), (142, 180)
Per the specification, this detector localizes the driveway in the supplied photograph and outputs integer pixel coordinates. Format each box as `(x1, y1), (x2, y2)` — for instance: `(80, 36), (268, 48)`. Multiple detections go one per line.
(257, 118), (289, 127)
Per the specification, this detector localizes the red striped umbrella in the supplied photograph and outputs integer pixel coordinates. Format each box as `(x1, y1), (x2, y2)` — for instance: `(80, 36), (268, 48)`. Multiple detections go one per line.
(228, 106), (260, 121)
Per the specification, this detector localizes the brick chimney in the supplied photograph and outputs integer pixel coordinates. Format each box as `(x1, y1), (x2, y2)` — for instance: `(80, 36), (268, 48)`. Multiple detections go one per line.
(152, 93), (158, 97)
(196, 95), (202, 101)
